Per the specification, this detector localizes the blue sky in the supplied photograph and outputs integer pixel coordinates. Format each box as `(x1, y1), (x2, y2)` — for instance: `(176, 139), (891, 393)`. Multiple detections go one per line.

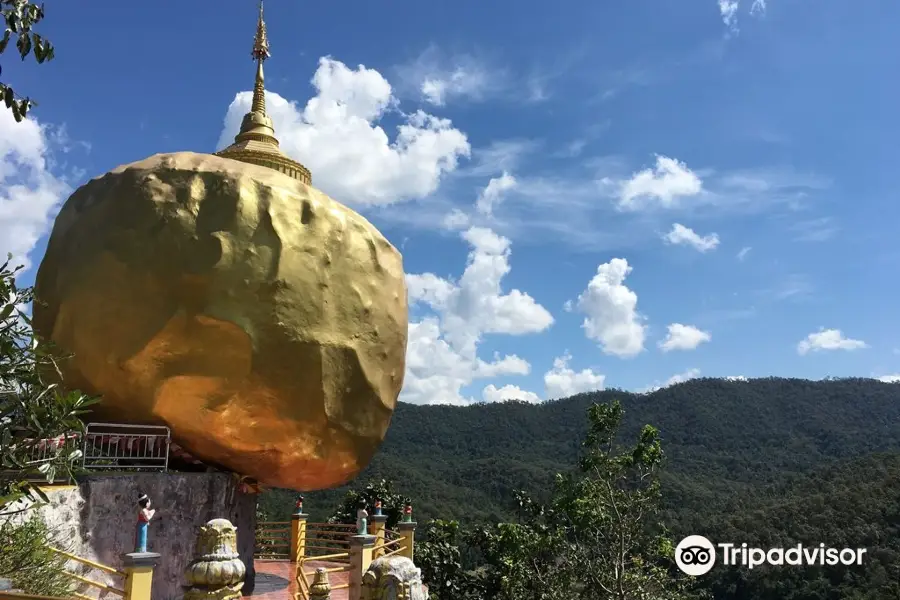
(2, 0), (900, 404)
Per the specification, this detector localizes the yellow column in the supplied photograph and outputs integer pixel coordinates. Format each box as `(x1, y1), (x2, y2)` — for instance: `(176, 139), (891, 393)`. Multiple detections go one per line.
(349, 533), (376, 600)
(121, 552), (159, 600)
(369, 514), (387, 558)
(396, 520), (416, 562)
(291, 512), (308, 562)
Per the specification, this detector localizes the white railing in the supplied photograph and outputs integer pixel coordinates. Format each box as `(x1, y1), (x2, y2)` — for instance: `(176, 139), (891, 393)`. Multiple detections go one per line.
(81, 423), (170, 472)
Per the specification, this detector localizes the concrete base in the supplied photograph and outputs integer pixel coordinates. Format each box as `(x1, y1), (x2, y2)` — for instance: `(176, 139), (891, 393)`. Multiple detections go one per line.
(4, 473), (256, 600)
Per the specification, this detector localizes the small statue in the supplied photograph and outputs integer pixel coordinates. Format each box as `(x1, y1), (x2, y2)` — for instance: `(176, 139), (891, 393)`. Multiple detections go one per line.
(356, 499), (369, 535)
(295, 494), (305, 514)
(374, 500), (383, 516)
(135, 493), (156, 553)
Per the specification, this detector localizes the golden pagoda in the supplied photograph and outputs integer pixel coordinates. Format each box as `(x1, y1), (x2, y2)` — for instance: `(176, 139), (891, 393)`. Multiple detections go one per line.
(31, 1), (408, 492)
(215, 1), (312, 185)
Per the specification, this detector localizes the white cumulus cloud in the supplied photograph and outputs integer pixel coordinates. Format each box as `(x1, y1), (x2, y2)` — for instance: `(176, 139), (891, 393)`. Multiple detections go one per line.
(659, 323), (712, 352)
(476, 171), (517, 217)
(719, 0), (767, 32)
(719, 0), (740, 29)
(402, 226), (553, 405)
(574, 258), (646, 358)
(876, 375), (900, 383)
(663, 223), (720, 252)
(482, 383), (541, 404)
(0, 109), (71, 269)
(639, 368), (701, 394)
(544, 353), (606, 399)
(217, 57), (471, 207)
(797, 328), (868, 355)
(618, 155), (702, 210)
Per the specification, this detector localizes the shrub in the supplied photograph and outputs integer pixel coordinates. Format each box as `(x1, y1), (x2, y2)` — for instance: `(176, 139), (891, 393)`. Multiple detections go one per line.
(0, 515), (75, 597)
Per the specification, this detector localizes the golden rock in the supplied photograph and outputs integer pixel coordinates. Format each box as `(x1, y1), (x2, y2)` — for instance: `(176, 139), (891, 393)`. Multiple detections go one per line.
(32, 152), (408, 490)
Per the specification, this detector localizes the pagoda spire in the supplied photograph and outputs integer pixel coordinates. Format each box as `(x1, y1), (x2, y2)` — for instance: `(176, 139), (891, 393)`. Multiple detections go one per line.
(250, 0), (270, 115)
(215, 0), (312, 185)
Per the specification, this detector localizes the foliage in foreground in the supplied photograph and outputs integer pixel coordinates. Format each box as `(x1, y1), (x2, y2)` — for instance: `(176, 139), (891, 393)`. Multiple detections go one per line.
(0, 257), (97, 512)
(0, 515), (74, 596)
(328, 478), (411, 530)
(0, 1), (56, 121)
(335, 401), (702, 600)
(262, 377), (900, 599)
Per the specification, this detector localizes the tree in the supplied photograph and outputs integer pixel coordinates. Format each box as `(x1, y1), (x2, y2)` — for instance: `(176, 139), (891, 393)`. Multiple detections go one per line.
(327, 478), (411, 530)
(542, 400), (704, 599)
(373, 401), (704, 600)
(0, 257), (97, 512)
(0, 515), (74, 596)
(0, 1), (55, 122)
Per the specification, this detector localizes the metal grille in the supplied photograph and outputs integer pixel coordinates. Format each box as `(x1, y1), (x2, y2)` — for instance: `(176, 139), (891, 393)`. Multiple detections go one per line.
(22, 432), (81, 467)
(81, 423), (170, 472)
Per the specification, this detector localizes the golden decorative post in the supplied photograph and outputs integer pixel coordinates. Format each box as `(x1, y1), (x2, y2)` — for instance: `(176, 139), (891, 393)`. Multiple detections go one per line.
(290, 495), (308, 562)
(396, 504), (417, 562)
(184, 519), (247, 600)
(349, 532), (377, 600)
(308, 567), (332, 600)
(121, 552), (160, 600)
(369, 500), (387, 559)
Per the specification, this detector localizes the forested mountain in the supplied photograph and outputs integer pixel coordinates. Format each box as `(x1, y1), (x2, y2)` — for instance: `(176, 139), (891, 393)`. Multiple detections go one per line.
(259, 377), (900, 598)
(262, 377), (900, 523)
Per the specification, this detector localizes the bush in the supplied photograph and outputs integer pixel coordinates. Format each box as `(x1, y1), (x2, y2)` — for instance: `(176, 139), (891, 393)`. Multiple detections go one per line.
(0, 515), (74, 597)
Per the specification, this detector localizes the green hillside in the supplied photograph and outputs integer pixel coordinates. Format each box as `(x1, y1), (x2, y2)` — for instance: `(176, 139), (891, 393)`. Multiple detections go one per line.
(257, 377), (900, 598)
(262, 377), (900, 525)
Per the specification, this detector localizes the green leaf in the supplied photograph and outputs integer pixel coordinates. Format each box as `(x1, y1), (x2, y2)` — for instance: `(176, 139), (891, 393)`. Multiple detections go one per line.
(0, 302), (13, 321)
(0, 30), (11, 53)
(17, 29), (32, 59)
(31, 484), (49, 503)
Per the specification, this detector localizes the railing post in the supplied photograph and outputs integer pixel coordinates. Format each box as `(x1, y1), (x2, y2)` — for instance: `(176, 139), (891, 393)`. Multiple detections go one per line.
(121, 552), (159, 600)
(369, 508), (387, 558)
(396, 503), (416, 562)
(291, 495), (307, 563)
(349, 533), (376, 600)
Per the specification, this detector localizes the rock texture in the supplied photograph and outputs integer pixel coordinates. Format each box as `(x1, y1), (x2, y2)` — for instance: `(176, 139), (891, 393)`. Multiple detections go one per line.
(3, 473), (256, 600)
(361, 555), (429, 600)
(33, 152), (408, 491)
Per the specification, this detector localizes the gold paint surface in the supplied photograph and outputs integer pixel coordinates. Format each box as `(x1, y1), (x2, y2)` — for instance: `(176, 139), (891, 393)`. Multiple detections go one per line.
(33, 152), (408, 491)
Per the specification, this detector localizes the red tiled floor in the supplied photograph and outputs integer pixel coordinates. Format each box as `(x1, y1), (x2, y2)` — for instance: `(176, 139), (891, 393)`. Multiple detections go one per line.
(249, 560), (351, 600)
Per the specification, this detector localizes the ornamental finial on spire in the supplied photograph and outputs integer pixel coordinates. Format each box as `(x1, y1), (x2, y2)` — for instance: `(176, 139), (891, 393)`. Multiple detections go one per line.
(252, 0), (270, 62)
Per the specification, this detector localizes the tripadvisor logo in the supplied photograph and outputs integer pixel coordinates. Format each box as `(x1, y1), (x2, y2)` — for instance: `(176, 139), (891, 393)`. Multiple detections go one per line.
(675, 535), (867, 576)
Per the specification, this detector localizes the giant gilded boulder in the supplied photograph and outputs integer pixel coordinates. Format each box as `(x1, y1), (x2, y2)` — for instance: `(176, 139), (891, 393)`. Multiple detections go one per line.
(32, 152), (408, 490)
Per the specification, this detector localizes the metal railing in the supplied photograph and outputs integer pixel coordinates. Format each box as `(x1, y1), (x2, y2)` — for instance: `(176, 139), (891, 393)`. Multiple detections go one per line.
(295, 524), (354, 600)
(255, 521), (291, 560)
(1, 432), (83, 484)
(81, 423), (170, 472)
(22, 433), (81, 467)
(378, 529), (407, 558)
(49, 546), (126, 600)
